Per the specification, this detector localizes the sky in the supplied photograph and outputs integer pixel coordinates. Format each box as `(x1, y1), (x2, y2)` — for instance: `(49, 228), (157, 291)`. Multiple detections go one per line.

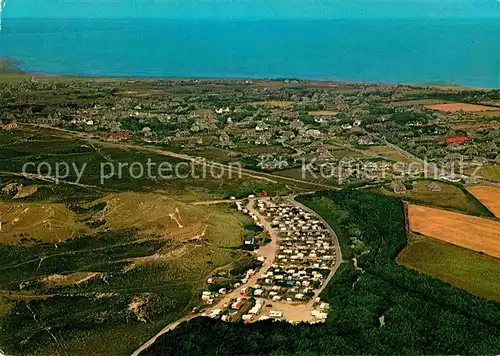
(3, 0), (500, 19)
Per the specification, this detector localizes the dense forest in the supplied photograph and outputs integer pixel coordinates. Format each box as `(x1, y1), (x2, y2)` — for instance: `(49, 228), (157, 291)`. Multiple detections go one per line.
(144, 190), (500, 355)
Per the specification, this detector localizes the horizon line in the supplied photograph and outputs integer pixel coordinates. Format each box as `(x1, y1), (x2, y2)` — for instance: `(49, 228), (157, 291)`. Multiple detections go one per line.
(3, 15), (499, 20)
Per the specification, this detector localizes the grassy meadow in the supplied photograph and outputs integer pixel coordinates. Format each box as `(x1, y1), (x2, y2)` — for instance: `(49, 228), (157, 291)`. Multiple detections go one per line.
(398, 234), (500, 301)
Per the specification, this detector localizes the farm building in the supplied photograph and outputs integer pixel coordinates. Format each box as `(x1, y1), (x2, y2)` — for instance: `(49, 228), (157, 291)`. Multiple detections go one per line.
(390, 180), (407, 194)
(244, 234), (256, 245)
(427, 182), (442, 192)
(445, 136), (470, 144)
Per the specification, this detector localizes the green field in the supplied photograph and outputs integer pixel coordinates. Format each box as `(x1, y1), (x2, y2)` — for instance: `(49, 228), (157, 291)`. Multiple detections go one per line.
(397, 234), (500, 301)
(376, 179), (494, 217)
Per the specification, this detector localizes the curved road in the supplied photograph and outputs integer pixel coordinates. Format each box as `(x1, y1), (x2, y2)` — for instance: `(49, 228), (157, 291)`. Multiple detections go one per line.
(131, 314), (198, 356)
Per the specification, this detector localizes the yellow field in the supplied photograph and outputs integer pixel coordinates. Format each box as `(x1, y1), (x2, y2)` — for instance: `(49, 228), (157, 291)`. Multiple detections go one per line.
(308, 110), (338, 116)
(0, 203), (89, 244)
(426, 102), (497, 112)
(467, 185), (500, 217)
(407, 204), (500, 258)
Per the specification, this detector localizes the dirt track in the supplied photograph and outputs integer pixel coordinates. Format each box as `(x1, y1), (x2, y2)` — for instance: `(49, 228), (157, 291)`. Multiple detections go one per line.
(407, 204), (500, 259)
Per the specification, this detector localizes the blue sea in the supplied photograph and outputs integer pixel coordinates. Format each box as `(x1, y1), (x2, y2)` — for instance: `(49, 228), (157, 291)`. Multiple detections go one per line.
(0, 19), (498, 88)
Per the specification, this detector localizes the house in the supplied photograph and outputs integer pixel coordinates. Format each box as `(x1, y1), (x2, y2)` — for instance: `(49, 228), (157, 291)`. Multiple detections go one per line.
(244, 234), (256, 245)
(141, 126), (152, 137)
(427, 182), (442, 192)
(445, 136), (470, 144)
(107, 131), (131, 141)
(389, 180), (407, 194)
(358, 136), (374, 145)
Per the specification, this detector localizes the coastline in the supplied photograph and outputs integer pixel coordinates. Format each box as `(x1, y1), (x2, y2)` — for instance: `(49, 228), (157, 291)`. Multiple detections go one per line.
(0, 57), (491, 91)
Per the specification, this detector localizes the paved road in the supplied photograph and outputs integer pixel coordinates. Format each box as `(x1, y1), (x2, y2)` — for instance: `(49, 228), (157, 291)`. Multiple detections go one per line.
(131, 314), (198, 356)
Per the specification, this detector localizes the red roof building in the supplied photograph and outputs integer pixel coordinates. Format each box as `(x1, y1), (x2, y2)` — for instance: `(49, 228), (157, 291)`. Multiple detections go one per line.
(260, 190), (269, 197)
(445, 136), (470, 144)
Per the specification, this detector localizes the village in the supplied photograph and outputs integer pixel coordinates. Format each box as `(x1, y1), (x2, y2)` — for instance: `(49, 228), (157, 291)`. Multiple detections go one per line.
(2, 77), (499, 187)
(195, 195), (340, 324)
